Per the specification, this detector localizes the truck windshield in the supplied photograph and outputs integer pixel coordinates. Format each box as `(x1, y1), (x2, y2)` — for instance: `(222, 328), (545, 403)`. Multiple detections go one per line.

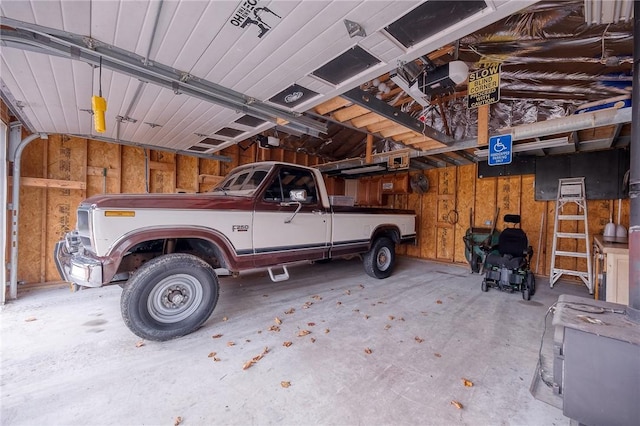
(212, 164), (272, 196)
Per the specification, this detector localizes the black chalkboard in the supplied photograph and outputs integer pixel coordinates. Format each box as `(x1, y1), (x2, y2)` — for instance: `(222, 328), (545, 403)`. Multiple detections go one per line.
(534, 149), (629, 200)
(478, 155), (536, 178)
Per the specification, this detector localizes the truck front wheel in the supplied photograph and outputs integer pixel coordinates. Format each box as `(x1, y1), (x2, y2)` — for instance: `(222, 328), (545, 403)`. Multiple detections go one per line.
(121, 253), (219, 341)
(363, 237), (395, 279)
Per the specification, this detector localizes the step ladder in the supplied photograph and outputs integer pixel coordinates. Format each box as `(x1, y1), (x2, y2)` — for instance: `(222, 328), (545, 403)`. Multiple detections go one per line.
(550, 177), (593, 293)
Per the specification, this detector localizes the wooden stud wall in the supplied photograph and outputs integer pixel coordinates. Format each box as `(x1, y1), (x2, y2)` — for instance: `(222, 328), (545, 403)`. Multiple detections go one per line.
(11, 136), (631, 287)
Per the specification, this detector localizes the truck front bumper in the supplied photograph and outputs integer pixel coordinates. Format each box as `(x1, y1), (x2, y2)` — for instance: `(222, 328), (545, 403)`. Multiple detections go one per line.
(54, 239), (104, 288)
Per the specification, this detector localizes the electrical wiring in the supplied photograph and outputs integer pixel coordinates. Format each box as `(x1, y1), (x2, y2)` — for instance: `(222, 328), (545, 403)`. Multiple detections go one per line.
(537, 302), (557, 388)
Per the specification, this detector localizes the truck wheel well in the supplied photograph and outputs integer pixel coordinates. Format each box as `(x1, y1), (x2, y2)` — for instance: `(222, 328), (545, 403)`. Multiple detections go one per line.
(373, 228), (400, 245)
(118, 238), (226, 277)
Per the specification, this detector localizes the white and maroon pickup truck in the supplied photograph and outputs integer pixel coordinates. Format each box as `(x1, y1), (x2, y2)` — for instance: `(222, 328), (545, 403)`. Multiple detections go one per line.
(55, 161), (416, 340)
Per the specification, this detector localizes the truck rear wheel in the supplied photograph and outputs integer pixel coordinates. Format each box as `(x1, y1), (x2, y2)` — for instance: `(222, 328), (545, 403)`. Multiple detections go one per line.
(121, 253), (219, 341)
(363, 237), (395, 279)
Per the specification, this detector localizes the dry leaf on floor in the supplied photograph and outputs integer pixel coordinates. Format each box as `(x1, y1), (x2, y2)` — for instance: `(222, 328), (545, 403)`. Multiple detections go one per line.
(227, 341), (235, 347)
(212, 334), (223, 339)
(243, 360), (254, 370)
(283, 341), (293, 347)
(345, 290), (351, 295)
(285, 308), (295, 315)
(312, 295), (322, 300)
(415, 337), (425, 343)
(298, 330), (311, 337)
(302, 302), (313, 309)
(213, 357), (221, 362)
(397, 317), (405, 321)
(174, 416), (183, 426)
(434, 353), (442, 358)
(336, 301), (342, 306)
(307, 322), (315, 327)
(268, 326), (281, 332)
(384, 324), (391, 330)
(353, 309), (360, 312)
(324, 329), (330, 334)
(281, 381), (291, 388)
(388, 315), (395, 320)
(462, 378), (474, 387)
(25, 317), (37, 322)
(451, 400), (463, 409)
(359, 284), (365, 289)
(222, 316), (228, 321)
(135, 341), (145, 348)
(364, 348), (373, 355)
(310, 338), (316, 343)
(263, 294), (269, 297)
(436, 300), (443, 304)
(364, 315), (370, 320)
(208, 352), (217, 358)
(274, 317), (282, 325)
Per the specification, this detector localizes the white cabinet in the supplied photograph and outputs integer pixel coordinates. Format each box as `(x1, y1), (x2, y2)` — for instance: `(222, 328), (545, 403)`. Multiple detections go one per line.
(593, 235), (629, 305)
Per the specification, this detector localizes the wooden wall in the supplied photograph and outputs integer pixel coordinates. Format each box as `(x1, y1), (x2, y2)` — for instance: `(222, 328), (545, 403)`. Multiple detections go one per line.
(10, 135), (630, 286)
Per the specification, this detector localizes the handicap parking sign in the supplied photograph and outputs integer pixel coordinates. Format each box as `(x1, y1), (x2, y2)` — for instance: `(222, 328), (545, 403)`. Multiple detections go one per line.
(488, 134), (512, 166)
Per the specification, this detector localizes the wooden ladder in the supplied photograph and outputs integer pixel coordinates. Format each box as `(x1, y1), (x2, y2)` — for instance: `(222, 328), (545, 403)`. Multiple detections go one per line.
(549, 177), (593, 294)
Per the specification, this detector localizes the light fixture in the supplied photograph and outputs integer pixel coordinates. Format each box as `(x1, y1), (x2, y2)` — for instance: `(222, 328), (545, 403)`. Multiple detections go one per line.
(474, 137), (570, 158)
(92, 56), (107, 133)
(341, 164), (386, 175)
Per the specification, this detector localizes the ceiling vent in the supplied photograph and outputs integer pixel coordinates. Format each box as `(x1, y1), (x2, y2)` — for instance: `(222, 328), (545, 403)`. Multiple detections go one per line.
(385, 1), (486, 48)
(312, 46), (381, 85)
(235, 115), (267, 127)
(215, 127), (245, 138)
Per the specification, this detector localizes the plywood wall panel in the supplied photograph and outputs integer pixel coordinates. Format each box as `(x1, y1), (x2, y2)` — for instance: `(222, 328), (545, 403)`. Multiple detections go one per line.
(474, 176), (497, 228)
(454, 165), (475, 264)
(176, 154), (198, 192)
(496, 176), (522, 229)
(420, 169), (439, 259)
(405, 189), (422, 258)
(17, 186), (43, 284)
(520, 176), (546, 275)
(121, 146), (147, 193)
(86, 140), (121, 196)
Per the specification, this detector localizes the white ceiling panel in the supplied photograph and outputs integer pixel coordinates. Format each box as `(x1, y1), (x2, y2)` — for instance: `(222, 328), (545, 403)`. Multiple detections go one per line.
(1, 0), (540, 154)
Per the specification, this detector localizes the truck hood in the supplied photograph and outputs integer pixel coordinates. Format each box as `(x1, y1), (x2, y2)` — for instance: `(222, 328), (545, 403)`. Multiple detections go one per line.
(81, 193), (254, 210)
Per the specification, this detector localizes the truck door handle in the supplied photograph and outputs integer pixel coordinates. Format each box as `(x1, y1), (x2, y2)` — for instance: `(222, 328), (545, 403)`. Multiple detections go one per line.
(312, 210), (325, 215)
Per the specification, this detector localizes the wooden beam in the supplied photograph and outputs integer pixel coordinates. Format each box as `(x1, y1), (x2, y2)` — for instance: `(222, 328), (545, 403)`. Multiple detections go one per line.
(365, 134), (373, 164)
(366, 120), (396, 133)
(198, 174), (225, 185)
(393, 131), (418, 142)
(404, 134), (439, 145)
(86, 166), (121, 177)
(332, 104), (369, 122)
(314, 97), (351, 115)
(477, 104), (489, 146)
(11, 176), (86, 190)
(381, 124), (414, 138)
(149, 160), (176, 172)
(351, 112), (386, 128)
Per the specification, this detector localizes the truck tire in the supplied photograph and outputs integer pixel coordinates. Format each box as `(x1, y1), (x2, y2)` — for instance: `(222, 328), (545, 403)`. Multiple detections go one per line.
(363, 237), (395, 279)
(121, 253), (219, 341)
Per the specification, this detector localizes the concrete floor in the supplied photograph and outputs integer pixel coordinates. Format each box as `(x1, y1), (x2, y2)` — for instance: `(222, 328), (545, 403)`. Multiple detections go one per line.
(1, 256), (588, 425)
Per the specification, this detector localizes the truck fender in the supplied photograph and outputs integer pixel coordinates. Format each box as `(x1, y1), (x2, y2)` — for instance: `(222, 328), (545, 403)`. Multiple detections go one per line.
(102, 226), (244, 283)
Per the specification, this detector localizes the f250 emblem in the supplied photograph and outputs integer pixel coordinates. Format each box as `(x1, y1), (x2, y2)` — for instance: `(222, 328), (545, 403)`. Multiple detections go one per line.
(232, 225), (249, 232)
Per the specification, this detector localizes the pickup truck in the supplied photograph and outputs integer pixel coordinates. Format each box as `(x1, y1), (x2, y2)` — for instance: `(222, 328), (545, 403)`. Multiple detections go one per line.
(55, 161), (416, 341)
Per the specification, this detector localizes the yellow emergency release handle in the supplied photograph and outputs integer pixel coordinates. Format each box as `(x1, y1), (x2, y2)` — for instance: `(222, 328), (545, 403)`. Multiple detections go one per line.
(92, 95), (107, 133)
